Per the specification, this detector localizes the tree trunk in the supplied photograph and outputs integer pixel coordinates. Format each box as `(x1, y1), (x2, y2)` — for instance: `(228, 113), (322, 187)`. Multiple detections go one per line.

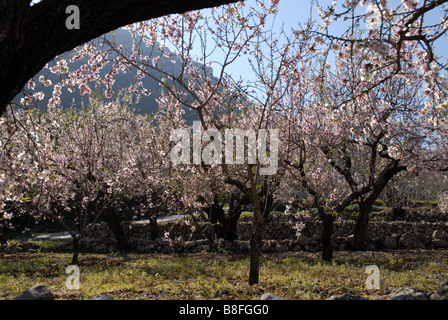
(247, 165), (265, 286)
(248, 215), (263, 286)
(149, 215), (158, 240)
(206, 198), (242, 241)
(223, 210), (240, 241)
(102, 208), (130, 253)
(320, 209), (334, 262)
(71, 236), (80, 265)
(353, 202), (371, 251)
(346, 161), (407, 251)
(0, 226), (7, 246)
(208, 202), (226, 239)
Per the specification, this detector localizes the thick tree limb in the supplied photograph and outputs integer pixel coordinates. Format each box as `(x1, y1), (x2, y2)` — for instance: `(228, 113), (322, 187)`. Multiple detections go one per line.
(320, 146), (358, 191)
(0, 0), (241, 115)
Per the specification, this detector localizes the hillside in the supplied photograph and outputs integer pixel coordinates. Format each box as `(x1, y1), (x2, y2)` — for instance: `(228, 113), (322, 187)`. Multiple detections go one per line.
(13, 28), (213, 118)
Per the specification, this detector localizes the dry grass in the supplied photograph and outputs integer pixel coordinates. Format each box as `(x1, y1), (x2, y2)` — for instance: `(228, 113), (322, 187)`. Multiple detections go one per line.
(1, 247), (447, 300)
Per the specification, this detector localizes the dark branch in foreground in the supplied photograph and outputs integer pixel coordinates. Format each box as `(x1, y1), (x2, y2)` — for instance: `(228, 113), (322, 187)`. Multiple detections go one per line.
(0, 0), (241, 115)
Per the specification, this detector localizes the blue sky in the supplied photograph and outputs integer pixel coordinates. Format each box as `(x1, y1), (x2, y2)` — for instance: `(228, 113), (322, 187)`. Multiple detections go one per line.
(188, 0), (316, 83)
(200, 0), (448, 82)
(30, 0), (447, 82)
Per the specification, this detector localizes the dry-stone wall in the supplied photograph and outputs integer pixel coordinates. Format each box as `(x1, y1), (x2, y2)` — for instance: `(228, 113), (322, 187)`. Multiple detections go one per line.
(439, 191), (448, 214)
(373, 210), (448, 222)
(59, 212), (448, 254)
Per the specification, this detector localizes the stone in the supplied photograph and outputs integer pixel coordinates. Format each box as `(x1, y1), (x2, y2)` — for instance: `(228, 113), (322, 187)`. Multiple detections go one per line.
(417, 242), (426, 249)
(88, 294), (114, 300)
(432, 238), (448, 248)
(326, 293), (368, 300)
(258, 293), (284, 300)
(366, 242), (377, 251)
(275, 242), (288, 252)
(5, 244), (17, 254)
(161, 245), (173, 253)
(391, 207), (407, 221)
(238, 241), (250, 252)
(331, 237), (339, 248)
(383, 287), (429, 300)
(432, 230), (448, 248)
(434, 279), (448, 300)
(383, 236), (397, 249)
(433, 229), (448, 239)
(398, 232), (419, 248)
(346, 234), (355, 245)
(261, 242), (270, 252)
(297, 234), (311, 245)
(430, 293), (442, 300)
(438, 191), (448, 213)
(13, 284), (54, 300)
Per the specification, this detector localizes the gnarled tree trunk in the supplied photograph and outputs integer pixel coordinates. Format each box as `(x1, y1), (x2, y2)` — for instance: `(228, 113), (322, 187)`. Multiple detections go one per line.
(352, 160), (407, 251)
(207, 200), (243, 241)
(71, 235), (80, 265)
(248, 215), (263, 285)
(102, 208), (130, 253)
(0, 226), (7, 246)
(352, 201), (371, 251)
(318, 207), (334, 262)
(149, 215), (158, 241)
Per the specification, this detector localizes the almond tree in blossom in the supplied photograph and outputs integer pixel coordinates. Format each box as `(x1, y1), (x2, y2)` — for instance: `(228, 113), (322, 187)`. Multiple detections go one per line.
(3, 94), (145, 263)
(98, 1), (286, 284)
(277, 0), (448, 255)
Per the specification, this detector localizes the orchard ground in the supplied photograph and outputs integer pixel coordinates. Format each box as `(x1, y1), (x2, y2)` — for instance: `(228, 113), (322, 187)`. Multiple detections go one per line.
(1, 244), (447, 300)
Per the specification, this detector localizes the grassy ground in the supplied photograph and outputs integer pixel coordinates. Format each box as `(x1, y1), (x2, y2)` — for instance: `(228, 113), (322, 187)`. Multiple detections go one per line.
(1, 245), (447, 300)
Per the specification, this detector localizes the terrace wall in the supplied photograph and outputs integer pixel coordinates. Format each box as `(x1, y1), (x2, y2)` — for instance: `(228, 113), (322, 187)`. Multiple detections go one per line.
(54, 213), (448, 254)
